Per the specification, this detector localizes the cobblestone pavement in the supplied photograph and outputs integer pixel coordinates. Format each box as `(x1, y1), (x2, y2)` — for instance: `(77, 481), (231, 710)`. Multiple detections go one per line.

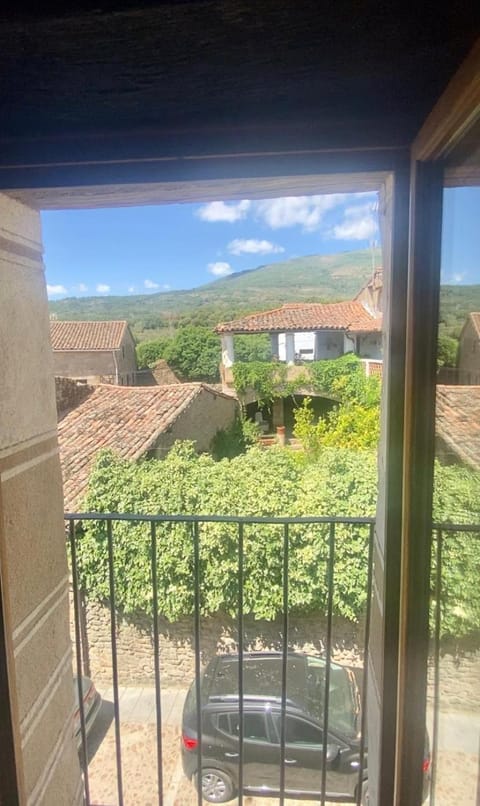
(84, 686), (479, 806)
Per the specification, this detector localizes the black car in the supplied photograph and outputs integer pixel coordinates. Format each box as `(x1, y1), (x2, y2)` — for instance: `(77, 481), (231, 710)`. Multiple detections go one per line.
(181, 651), (369, 803)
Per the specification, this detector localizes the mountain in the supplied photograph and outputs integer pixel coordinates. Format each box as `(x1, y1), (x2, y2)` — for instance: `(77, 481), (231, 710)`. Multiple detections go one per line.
(49, 250), (377, 338)
(48, 248), (480, 342)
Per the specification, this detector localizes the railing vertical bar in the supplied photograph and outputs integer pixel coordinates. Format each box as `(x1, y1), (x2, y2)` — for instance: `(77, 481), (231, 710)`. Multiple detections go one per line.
(430, 528), (443, 806)
(237, 522), (244, 806)
(151, 523), (164, 806)
(69, 520), (91, 806)
(193, 521), (203, 806)
(107, 520), (124, 806)
(356, 522), (374, 805)
(321, 522), (335, 806)
(279, 523), (289, 806)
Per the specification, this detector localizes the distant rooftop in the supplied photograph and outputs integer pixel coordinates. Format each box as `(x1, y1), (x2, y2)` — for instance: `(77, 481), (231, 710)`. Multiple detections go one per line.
(436, 385), (480, 472)
(215, 301), (382, 335)
(50, 320), (130, 351)
(59, 382), (229, 509)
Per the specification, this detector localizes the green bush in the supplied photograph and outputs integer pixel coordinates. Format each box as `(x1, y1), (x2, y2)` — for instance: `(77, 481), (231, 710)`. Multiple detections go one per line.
(74, 444), (480, 639)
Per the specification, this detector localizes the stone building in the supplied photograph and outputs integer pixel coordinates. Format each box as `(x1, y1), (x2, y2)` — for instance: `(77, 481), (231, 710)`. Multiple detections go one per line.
(50, 320), (137, 385)
(58, 382), (238, 510)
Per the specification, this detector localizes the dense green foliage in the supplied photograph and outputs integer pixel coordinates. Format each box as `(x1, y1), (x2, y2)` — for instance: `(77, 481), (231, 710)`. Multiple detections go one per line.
(161, 326), (221, 381)
(210, 416), (260, 460)
(136, 337), (172, 369)
(233, 354), (380, 405)
(75, 444), (480, 639)
(234, 334), (272, 363)
(294, 398), (380, 452)
(233, 361), (289, 403)
(77, 445), (378, 623)
(135, 325), (221, 380)
(291, 356), (382, 452)
(437, 334), (458, 368)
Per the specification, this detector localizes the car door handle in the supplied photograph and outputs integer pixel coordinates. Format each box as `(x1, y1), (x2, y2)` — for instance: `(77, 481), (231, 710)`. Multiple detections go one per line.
(284, 758), (298, 765)
(224, 752), (239, 758)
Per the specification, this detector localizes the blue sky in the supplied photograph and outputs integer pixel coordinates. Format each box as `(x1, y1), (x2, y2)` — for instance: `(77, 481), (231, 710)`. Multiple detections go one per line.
(42, 187), (479, 298)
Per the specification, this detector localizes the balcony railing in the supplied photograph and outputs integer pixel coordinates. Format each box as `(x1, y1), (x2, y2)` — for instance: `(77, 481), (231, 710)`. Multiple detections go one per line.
(66, 513), (479, 806)
(66, 513), (375, 806)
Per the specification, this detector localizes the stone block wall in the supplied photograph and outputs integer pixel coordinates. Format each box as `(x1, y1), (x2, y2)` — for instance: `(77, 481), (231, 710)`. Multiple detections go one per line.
(55, 376), (93, 419)
(153, 385), (239, 455)
(71, 595), (365, 686)
(71, 595), (480, 714)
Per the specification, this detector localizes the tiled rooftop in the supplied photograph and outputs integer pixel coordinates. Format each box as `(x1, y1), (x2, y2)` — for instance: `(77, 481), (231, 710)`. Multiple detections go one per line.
(215, 301), (382, 334)
(50, 320), (130, 351)
(436, 385), (480, 472)
(59, 383), (221, 510)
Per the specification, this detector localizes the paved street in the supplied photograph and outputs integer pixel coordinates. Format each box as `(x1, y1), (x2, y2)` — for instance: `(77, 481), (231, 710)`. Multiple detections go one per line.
(83, 685), (479, 805)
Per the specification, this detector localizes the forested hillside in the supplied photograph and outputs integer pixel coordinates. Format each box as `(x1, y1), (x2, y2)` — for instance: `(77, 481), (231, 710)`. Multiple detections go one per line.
(49, 250), (376, 340)
(49, 247), (479, 346)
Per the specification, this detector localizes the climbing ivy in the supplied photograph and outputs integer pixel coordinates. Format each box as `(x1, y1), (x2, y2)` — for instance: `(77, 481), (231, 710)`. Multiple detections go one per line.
(73, 444), (480, 639)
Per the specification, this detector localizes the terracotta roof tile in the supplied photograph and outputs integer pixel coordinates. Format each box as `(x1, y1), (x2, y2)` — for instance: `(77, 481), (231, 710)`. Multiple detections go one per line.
(436, 385), (480, 471)
(215, 302), (382, 334)
(50, 320), (130, 350)
(59, 383), (225, 510)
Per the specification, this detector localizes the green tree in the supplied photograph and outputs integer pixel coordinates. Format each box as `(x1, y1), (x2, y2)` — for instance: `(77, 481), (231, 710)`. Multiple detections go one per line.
(136, 337), (172, 368)
(234, 334), (272, 363)
(163, 326), (221, 381)
(437, 334), (458, 368)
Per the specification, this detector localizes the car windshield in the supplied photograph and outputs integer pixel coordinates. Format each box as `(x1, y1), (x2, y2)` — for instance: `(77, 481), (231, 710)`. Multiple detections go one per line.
(208, 654), (358, 738)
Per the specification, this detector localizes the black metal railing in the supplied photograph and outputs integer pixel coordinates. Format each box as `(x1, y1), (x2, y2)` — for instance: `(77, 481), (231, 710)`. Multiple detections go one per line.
(66, 513), (375, 806)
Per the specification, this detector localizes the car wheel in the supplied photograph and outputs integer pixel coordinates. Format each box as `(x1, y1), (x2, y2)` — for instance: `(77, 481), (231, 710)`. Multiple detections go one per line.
(199, 768), (235, 803)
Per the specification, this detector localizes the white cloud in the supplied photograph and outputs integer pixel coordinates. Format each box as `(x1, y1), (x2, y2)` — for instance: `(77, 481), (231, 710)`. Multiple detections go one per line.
(208, 261), (233, 277)
(47, 284), (68, 297)
(256, 194), (347, 231)
(144, 279), (160, 289)
(162, 284), (171, 290)
(452, 272), (466, 284)
(128, 286), (136, 293)
(331, 203), (378, 241)
(76, 283), (88, 293)
(96, 283), (110, 294)
(197, 200), (251, 223)
(228, 238), (285, 256)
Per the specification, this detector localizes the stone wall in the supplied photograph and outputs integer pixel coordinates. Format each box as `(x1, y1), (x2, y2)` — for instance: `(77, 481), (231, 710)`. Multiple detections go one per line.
(152, 385), (239, 456)
(71, 595), (365, 686)
(55, 376), (93, 419)
(71, 595), (480, 712)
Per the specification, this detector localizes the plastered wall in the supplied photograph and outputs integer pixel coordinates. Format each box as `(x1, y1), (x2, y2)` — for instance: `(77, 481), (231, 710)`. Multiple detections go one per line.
(0, 194), (82, 805)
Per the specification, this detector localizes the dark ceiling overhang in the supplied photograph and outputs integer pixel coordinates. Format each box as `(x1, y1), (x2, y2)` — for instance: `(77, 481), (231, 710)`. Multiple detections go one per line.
(0, 2), (478, 172)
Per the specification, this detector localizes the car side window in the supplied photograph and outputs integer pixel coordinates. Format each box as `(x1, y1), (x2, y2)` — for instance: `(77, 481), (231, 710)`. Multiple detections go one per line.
(217, 712), (270, 742)
(275, 715), (324, 745)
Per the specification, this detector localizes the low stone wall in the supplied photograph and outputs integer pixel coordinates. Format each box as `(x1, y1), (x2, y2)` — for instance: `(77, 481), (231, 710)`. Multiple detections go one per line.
(71, 595), (365, 686)
(426, 636), (480, 711)
(71, 595), (480, 711)
(55, 376), (93, 418)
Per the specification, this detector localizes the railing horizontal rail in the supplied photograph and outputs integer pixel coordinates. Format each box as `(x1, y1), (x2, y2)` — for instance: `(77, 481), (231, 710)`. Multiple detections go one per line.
(65, 512), (376, 525)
